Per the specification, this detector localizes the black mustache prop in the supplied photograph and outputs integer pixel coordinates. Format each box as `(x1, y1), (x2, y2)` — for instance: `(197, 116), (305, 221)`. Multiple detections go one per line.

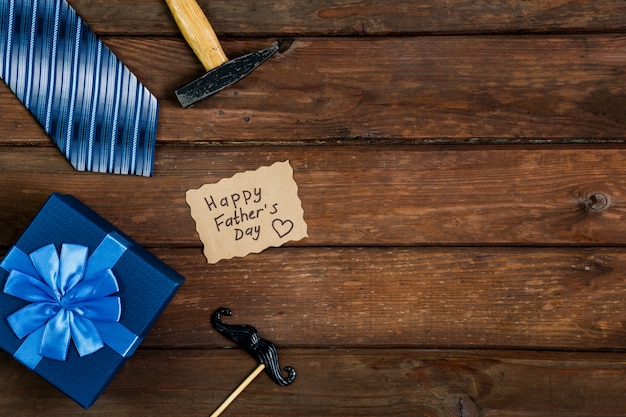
(208, 308), (296, 416)
(211, 307), (296, 386)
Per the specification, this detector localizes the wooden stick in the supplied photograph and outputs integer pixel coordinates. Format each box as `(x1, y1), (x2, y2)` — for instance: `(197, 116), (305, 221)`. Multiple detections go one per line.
(210, 363), (266, 417)
(164, 0), (228, 71)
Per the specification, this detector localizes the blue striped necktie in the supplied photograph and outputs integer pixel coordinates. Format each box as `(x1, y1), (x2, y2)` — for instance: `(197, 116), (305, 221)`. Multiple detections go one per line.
(1, 0), (158, 176)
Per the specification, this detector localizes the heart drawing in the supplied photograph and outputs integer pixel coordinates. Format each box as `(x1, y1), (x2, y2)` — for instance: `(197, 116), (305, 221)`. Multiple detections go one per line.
(272, 218), (294, 238)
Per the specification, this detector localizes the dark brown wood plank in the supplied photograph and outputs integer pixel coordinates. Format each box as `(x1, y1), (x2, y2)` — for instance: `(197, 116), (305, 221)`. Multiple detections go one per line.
(3, 36), (626, 144)
(68, 0), (626, 36)
(3, 2), (626, 415)
(2, 348), (626, 416)
(78, 246), (626, 351)
(1, 145), (625, 247)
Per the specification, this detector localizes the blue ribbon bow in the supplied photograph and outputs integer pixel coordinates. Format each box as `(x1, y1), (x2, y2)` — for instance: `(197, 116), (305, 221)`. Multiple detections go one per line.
(0, 233), (141, 369)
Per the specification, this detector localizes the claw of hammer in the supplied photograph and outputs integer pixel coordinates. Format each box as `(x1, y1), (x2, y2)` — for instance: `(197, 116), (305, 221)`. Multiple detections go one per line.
(165, 0), (278, 107)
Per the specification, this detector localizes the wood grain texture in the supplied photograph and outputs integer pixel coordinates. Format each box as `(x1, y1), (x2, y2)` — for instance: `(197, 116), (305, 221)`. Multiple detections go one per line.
(66, 0), (626, 36)
(2, 244), (626, 351)
(3, 35), (626, 143)
(2, 349), (626, 416)
(2, 0), (626, 415)
(143, 246), (626, 351)
(1, 146), (625, 247)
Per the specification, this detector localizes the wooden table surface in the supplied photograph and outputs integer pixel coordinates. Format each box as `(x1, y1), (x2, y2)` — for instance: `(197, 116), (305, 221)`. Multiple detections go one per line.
(3, 1), (626, 415)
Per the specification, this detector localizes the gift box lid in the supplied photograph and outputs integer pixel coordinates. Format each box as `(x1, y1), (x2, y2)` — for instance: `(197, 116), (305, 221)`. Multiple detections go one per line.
(0, 193), (185, 408)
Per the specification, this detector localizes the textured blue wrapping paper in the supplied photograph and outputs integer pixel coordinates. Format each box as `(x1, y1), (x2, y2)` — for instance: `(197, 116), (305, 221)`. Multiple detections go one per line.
(0, 193), (185, 408)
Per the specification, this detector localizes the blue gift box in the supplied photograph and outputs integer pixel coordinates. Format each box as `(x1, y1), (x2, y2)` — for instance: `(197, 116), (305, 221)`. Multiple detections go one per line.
(0, 193), (185, 408)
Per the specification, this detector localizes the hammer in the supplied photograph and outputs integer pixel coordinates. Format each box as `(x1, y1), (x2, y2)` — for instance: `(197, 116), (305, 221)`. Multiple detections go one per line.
(210, 307), (296, 416)
(165, 0), (279, 107)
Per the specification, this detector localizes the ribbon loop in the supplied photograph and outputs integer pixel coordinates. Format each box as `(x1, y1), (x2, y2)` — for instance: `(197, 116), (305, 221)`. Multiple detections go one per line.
(41, 310), (72, 361)
(4, 270), (58, 303)
(63, 270), (120, 306)
(69, 315), (105, 357)
(29, 244), (60, 293)
(7, 302), (59, 339)
(59, 244), (89, 295)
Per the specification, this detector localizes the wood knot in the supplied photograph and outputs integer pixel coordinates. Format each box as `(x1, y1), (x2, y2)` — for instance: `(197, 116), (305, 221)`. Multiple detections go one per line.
(586, 193), (608, 211)
(278, 37), (294, 53)
(445, 394), (480, 417)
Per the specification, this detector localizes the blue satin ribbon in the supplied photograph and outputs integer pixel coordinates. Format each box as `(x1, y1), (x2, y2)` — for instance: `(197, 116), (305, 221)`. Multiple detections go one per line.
(0, 233), (141, 369)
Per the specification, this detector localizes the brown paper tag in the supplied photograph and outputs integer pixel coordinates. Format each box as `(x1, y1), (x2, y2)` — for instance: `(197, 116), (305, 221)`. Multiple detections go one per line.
(186, 161), (308, 263)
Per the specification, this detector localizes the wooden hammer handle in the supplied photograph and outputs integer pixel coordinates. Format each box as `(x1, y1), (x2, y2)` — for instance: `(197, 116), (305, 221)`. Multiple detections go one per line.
(165, 0), (228, 71)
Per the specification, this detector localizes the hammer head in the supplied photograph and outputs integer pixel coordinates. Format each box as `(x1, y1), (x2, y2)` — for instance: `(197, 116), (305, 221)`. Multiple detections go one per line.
(176, 45), (279, 108)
